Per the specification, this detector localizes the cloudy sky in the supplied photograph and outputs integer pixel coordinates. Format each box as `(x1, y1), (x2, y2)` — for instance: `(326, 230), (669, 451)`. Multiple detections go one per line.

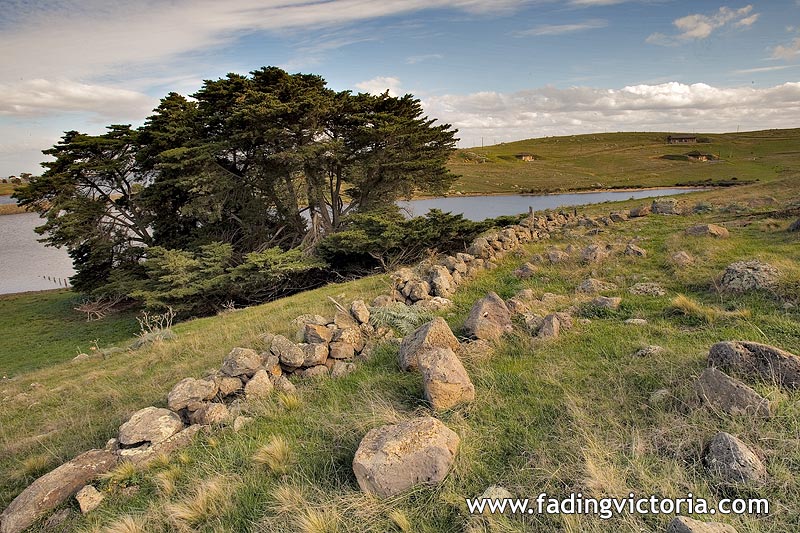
(1, 0), (800, 176)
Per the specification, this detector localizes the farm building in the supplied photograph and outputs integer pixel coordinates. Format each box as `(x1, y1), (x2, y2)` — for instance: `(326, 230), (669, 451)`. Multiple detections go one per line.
(666, 134), (697, 144)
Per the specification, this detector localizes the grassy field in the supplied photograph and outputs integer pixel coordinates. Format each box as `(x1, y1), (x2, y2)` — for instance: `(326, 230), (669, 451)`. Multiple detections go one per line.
(0, 176), (795, 531)
(0, 183), (18, 196)
(448, 129), (800, 195)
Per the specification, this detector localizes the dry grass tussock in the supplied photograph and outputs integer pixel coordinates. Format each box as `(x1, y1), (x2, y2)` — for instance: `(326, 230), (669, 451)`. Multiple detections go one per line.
(163, 474), (238, 530)
(666, 294), (750, 323)
(253, 435), (294, 474)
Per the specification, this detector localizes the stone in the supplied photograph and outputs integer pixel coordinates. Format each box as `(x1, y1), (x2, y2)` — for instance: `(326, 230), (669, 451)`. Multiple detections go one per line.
(418, 348), (475, 410)
(334, 309), (359, 329)
(372, 295), (395, 307)
(788, 219), (800, 232)
(720, 260), (779, 292)
(393, 267), (415, 284)
(686, 224), (729, 238)
(590, 296), (622, 310)
(413, 297), (453, 312)
(547, 249), (569, 263)
(464, 292), (513, 341)
(671, 251), (694, 267)
(270, 334), (304, 368)
(629, 204), (651, 217)
(188, 402), (229, 425)
(708, 341), (800, 389)
(610, 212), (628, 223)
(633, 345), (663, 357)
(429, 265), (455, 297)
(624, 243), (647, 257)
(538, 314), (560, 338)
(629, 282), (666, 296)
(167, 377), (217, 412)
(272, 374), (296, 393)
(505, 297), (529, 315)
(352, 416), (460, 498)
(651, 198), (678, 214)
(290, 314), (328, 341)
(244, 369), (274, 400)
(118, 424), (204, 466)
(332, 327), (365, 352)
(233, 416), (253, 432)
(624, 318), (648, 326)
(399, 317), (461, 372)
(703, 432), (766, 484)
(581, 244), (609, 263)
(514, 262), (537, 279)
(468, 237), (494, 259)
(404, 280), (431, 301)
(75, 485), (103, 514)
(304, 323), (333, 344)
(118, 407), (184, 448)
(331, 361), (356, 379)
(667, 515), (739, 533)
(695, 367), (770, 418)
(577, 278), (617, 293)
(298, 365), (329, 379)
(214, 375), (243, 397)
(220, 347), (262, 377)
(262, 354), (282, 376)
(0, 449), (117, 533)
(301, 343), (328, 367)
(350, 300), (371, 324)
(329, 342), (355, 360)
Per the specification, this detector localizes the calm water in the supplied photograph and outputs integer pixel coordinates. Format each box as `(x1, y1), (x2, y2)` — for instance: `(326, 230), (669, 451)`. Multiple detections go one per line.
(0, 188), (701, 295)
(0, 213), (74, 294)
(399, 188), (702, 220)
(0, 195), (16, 205)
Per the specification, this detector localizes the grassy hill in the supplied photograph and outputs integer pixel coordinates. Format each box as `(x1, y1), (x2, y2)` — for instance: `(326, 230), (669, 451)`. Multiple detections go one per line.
(1, 176), (798, 532)
(448, 129), (800, 195)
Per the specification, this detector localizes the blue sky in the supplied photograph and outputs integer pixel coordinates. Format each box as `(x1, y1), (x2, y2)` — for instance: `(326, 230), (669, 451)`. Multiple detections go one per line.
(1, 0), (799, 175)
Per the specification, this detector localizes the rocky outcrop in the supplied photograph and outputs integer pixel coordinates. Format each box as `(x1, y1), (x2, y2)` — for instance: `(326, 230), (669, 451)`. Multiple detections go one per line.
(686, 224), (729, 238)
(720, 260), (779, 293)
(709, 341), (800, 389)
(703, 432), (766, 484)
(118, 407), (184, 448)
(464, 292), (513, 340)
(695, 367), (771, 417)
(352, 417), (460, 498)
(399, 317), (461, 372)
(418, 348), (475, 410)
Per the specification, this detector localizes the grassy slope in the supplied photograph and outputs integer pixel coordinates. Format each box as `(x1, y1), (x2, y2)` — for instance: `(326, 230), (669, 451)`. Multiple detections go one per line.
(448, 129), (800, 195)
(0, 178), (793, 532)
(0, 183), (17, 196)
(0, 291), (140, 377)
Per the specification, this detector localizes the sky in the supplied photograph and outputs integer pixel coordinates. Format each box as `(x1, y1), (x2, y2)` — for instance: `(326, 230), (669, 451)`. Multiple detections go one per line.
(1, 0), (800, 176)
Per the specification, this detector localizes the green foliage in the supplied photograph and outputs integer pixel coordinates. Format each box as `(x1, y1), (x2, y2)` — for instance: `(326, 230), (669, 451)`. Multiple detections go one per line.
(368, 304), (435, 335)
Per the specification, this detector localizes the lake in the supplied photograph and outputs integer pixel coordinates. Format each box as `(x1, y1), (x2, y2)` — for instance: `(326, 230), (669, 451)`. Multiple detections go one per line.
(0, 195), (16, 205)
(0, 188), (701, 295)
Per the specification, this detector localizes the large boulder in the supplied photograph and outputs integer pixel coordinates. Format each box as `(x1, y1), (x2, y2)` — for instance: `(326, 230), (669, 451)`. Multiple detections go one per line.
(117, 424), (204, 466)
(463, 292), (513, 341)
(352, 417), (460, 498)
(720, 260), (779, 292)
(270, 334), (305, 368)
(0, 449), (118, 533)
(667, 516), (738, 533)
(167, 377), (218, 412)
(118, 407), (184, 448)
(703, 432), (766, 484)
(220, 347), (262, 377)
(651, 198), (678, 214)
(418, 348), (475, 410)
(695, 367), (770, 417)
(629, 204), (651, 217)
(708, 341), (800, 389)
(75, 485), (104, 514)
(429, 265), (455, 297)
(301, 343), (329, 367)
(399, 317), (460, 372)
(244, 369), (274, 400)
(686, 224), (729, 238)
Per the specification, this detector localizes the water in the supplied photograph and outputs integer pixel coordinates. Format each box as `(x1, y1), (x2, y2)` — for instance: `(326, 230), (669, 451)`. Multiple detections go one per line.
(0, 213), (75, 294)
(0, 195), (16, 205)
(399, 188), (702, 221)
(0, 188), (702, 295)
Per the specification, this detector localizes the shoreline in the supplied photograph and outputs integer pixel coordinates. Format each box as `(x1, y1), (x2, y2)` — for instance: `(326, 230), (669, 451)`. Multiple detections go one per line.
(410, 185), (711, 200)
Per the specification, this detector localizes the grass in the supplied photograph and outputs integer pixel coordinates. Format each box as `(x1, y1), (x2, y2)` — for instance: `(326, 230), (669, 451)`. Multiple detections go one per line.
(447, 129), (800, 195)
(0, 183), (18, 196)
(0, 204), (27, 216)
(1, 171), (799, 531)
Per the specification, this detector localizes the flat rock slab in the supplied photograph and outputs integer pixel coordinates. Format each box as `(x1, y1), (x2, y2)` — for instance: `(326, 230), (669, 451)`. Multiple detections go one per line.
(720, 260), (779, 293)
(118, 424), (205, 466)
(695, 367), (770, 417)
(709, 341), (800, 390)
(0, 449), (117, 533)
(667, 516), (739, 533)
(703, 432), (766, 484)
(352, 416), (460, 498)
(418, 347), (475, 410)
(463, 292), (513, 341)
(118, 407), (184, 447)
(399, 317), (460, 372)
(686, 224), (729, 238)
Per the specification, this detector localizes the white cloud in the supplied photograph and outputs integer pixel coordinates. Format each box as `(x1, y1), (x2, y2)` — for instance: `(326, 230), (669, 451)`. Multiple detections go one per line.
(0, 79), (155, 118)
(772, 37), (800, 60)
(732, 65), (797, 75)
(420, 81), (800, 146)
(518, 19), (608, 36)
(356, 76), (403, 97)
(647, 5), (759, 45)
(406, 54), (444, 64)
(568, 0), (628, 5)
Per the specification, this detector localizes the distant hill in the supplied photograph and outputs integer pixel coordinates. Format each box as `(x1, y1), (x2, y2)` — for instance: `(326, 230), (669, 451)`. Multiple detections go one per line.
(447, 128), (800, 195)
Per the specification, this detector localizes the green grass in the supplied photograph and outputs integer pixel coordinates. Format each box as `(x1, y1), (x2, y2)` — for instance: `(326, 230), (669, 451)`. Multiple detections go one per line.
(2, 176), (799, 531)
(0, 290), (140, 377)
(447, 129), (800, 195)
(0, 183), (18, 196)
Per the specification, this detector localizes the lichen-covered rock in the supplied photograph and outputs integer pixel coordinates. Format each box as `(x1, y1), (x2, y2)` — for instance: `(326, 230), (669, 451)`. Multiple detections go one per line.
(298, 365), (329, 379)
(399, 317), (460, 372)
(513, 262), (537, 279)
(75, 485), (104, 514)
(272, 374), (297, 393)
(577, 278), (617, 293)
(329, 342), (355, 360)
(708, 341), (800, 389)
(332, 327), (365, 352)
(703, 432), (766, 484)
(350, 300), (371, 324)
(304, 323), (334, 344)
(624, 243), (647, 257)
(720, 260), (779, 293)
(629, 282), (666, 296)
(188, 402), (230, 425)
(464, 292), (513, 341)
(301, 343), (328, 367)
(671, 250), (694, 267)
(667, 516), (739, 533)
(695, 367), (770, 418)
(418, 348), (475, 410)
(270, 335), (305, 368)
(590, 296), (621, 310)
(220, 347), (262, 377)
(651, 198), (678, 214)
(547, 249), (569, 263)
(331, 360), (357, 379)
(629, 204), (651, 217)
(413, 296), (454, 312)
(581, 244), (609, 263)
(429, 265), (455, 297)
(352, 417), (460, 498)
(538, 314), (560, 338)
(214, 374), (243, 397)
(118, 407), (184, 448)
(290, 314), (328, 341)
(167, 377), (218, 412)
(244, 369), (274, 400)
(403, 279), (431, 301)
(633, 345), (663, 357)
(686, 224), (729, 238)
